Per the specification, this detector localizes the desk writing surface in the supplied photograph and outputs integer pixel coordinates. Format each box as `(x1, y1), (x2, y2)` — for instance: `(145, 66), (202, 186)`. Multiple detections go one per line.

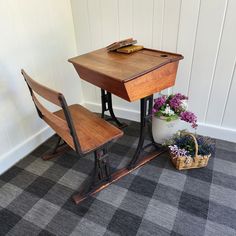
(69, 48), (183, 102)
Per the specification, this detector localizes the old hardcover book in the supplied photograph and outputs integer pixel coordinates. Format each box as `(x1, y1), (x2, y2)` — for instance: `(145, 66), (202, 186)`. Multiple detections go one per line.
(107, 38), (137, 51)
(116, 45), (144, 54)
(106, 38), (133, 49)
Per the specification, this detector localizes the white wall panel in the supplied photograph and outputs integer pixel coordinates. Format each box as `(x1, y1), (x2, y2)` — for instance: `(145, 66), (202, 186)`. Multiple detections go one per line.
(118, 0), (133, 39)
(100, 0), (119, 46)
(152, 0), (165, 49)
(222, 64), (236, 128)
(87, 0), (104, 101)
(206, 0), (236, 126)
(161, 0), (182, 94)
(0, 0), (81, 174)
(161, 0), (181, 52)
(174, 0), (200, 95)
(188, 0), (228, 122)
(88, 0), (103, 49)
(70, 0), (96, 102)
(71, 0), (236, 142)
(70, 0), (91, 54)
(133, 0), (154, 47)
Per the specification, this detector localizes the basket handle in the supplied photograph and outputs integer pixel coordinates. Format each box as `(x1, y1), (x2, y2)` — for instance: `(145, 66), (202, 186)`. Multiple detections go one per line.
(181, 132), (198, 157)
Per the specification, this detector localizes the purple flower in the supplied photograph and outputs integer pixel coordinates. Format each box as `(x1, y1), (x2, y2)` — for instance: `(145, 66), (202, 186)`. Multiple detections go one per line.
(169, 96), (182, 110)
(152, 108), (157, 114)
(153, 95), (167, 110)
(169, 93), (188, 111)
(180, 111), (198, 128)
(152, 93), (197, 125)
(174, 93), (188, 100)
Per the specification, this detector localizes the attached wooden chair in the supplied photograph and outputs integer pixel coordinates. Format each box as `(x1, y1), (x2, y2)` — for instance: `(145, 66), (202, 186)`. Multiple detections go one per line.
(21, 69), (123, 204)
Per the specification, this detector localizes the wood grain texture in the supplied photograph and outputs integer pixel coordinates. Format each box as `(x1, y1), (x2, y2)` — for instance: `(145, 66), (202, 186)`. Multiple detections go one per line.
(69, 48), (182, 83)
(72, 64), (130, 101)
(69, 47), (183, 101)
(54, 104), (123, 154)
(21, 70), (62, 107)
(124, 62), (179, 101)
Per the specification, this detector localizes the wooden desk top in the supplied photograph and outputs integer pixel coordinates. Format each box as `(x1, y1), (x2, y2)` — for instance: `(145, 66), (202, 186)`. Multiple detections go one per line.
(69, 48), (183, 102)
(69, 48), (183, 83)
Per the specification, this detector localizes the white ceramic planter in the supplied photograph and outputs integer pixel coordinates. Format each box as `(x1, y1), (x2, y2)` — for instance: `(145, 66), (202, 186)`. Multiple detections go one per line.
(152, 116), (184, 144)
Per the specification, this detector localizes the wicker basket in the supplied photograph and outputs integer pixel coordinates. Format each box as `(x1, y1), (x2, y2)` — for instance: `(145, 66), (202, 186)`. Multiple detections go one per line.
(170, 132), (211, 170)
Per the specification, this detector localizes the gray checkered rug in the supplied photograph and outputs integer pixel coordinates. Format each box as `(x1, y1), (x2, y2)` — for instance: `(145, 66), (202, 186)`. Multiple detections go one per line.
(0, 119), (236, 236)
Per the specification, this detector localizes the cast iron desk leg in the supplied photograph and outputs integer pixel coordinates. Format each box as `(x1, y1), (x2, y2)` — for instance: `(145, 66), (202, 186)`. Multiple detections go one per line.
(101, 89), (127, 128)
(101, 91), (164, 168)
(128, 94), (163, 169)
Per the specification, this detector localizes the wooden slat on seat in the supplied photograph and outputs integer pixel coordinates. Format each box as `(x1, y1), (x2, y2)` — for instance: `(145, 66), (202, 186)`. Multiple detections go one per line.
(54, 104), (123, 154)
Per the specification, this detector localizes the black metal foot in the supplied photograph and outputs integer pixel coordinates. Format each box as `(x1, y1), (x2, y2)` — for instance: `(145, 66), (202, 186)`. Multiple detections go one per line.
(73, 146), (111, 204)
(42, 136), (70, 160)
(93, 147), (111, 183)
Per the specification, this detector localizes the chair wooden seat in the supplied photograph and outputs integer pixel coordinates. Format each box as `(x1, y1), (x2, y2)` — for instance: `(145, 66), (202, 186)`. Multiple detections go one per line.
(21, 69), (124, 205)
(53, 104), (123, 154)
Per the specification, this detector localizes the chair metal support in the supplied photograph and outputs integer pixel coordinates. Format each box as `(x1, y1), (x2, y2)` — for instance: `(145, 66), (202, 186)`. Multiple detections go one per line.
(72, 94), (166, 204)
(42, 135), (70, 161)
(93, 147), (111, 184)
(73, 145), (111, 204)
(101, 89), (127, 128)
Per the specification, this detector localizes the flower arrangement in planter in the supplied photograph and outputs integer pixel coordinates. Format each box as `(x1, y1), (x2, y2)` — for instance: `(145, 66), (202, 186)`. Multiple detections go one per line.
(152, 93), (197, 144)
(166, 131), (214, 170)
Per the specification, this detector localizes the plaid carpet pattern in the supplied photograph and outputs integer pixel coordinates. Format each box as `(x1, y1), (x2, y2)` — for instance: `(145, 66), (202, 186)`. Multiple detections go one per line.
(0, 120), (236, 236)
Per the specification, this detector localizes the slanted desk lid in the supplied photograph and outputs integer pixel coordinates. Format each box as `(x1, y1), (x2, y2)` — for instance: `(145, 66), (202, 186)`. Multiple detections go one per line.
(69, 48), (183, 83)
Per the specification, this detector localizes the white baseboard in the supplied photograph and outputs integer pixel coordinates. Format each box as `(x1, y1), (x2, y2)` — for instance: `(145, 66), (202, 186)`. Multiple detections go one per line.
(0, 126), (54, 175)
(84, 101), (236, 143)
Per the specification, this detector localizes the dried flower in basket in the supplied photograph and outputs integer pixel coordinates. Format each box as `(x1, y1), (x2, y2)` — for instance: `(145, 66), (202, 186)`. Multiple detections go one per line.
(166, 131), (214, 170)
(169, 145), (192, 164)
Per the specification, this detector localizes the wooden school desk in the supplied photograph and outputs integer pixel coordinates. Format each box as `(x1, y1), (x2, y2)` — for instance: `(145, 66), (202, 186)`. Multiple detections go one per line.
(69, 48), (183, 204)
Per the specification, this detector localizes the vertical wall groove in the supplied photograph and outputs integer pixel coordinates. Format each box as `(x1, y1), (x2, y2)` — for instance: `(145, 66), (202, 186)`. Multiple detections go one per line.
(160, 0), (165, 50)
(131, 0), (134, 36)
(86, 0), (92, 49)
(99, 0), (104, 46)
(204, 0), (229, 122)
(187, 0), (201, 97)
(117, 0), (120, 40)
(221, 59), (236, 125)
(175, 0), (182, 52)
(151, 0), (155, 47)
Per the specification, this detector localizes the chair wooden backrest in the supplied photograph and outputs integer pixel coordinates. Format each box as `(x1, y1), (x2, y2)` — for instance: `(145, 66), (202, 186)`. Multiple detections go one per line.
(21, 69), (81, 154)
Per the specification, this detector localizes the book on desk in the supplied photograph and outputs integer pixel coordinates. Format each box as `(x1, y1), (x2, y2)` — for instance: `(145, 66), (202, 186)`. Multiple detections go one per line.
(106, 38), (143, 54)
